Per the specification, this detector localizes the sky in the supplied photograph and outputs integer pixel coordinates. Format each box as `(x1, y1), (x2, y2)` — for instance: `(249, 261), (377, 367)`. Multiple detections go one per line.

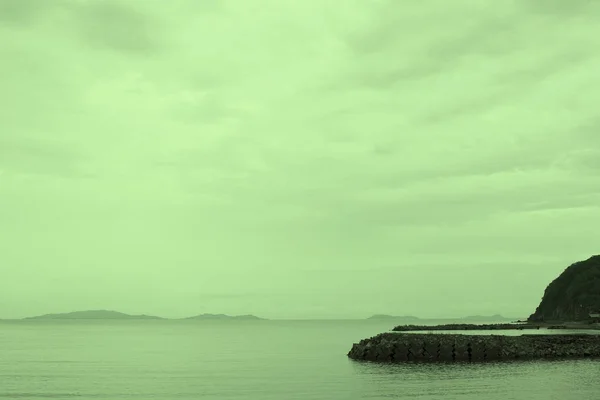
(1, 0), (599, 320)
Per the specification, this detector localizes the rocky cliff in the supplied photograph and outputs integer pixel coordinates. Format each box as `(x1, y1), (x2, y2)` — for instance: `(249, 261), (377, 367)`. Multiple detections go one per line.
(528, 255), (600, 322)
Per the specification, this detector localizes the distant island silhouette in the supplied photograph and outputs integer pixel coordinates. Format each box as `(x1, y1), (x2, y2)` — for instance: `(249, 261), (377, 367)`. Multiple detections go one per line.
(2, 310), (516, 322)
(16, 310), (265, 320)
(184, 313), (264, 320)
(23, 310), (164, 320)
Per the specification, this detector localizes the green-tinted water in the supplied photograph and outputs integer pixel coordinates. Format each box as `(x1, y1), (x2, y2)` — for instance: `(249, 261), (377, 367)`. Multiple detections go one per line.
(1, 320), (599, 399)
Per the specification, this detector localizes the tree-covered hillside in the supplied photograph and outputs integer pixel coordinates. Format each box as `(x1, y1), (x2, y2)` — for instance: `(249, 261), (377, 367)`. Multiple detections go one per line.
(528, 255), (600, 322)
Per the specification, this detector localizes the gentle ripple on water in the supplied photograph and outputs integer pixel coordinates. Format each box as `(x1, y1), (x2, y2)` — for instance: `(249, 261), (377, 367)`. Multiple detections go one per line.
(1, 320), (600, 399)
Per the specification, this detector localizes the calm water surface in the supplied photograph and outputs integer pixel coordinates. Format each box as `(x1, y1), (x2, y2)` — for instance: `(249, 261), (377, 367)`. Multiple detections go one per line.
(1, 320), (600, 399)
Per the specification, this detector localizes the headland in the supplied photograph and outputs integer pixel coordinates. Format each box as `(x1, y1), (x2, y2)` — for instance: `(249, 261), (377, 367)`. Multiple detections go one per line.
(348, 255), (600, 363)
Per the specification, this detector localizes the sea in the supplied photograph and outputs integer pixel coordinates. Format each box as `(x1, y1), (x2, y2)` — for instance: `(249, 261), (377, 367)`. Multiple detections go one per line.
(1, 319), (600, 400)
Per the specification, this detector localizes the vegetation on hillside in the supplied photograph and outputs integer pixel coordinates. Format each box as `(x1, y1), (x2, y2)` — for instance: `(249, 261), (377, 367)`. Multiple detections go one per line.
(528, 255), (600, 322)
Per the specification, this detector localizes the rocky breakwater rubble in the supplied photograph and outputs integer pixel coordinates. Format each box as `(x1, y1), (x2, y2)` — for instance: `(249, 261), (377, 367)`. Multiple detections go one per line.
(347, 332), (600, 362)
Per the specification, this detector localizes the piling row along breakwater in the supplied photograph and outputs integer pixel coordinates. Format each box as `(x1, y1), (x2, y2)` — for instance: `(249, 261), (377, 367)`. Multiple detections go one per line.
(347, 332), (600, 362)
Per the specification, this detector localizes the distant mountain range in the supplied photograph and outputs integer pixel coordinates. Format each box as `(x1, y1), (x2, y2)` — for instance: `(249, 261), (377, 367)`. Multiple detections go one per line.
(15, 310), (265, 320)
(366, 314), (517, 322)
(23, 310), (164, 320)
(1, 310), (517, 321)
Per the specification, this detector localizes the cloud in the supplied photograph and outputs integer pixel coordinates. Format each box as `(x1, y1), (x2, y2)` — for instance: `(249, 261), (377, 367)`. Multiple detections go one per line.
(1, 0), (600, 318)
(73, 1), (163, 54)
(328, 167), (599, 226)
(553, 149), (600, 173)
(339, 1), (519, 87)
(0, 0), (55, 26)
(0, 136), (86, 177)
(519, 0), (600, 17)
(1, 0), (164, 53)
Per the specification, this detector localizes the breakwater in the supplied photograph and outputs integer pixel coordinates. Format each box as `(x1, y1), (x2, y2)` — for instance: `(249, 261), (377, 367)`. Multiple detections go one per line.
(392, 323), (539, 331)
(347, 333), (600, 362)
(392, 323), (598, 332)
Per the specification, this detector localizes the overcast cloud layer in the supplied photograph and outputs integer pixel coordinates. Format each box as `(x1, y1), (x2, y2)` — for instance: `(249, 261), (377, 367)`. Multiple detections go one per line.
(1, 0), (599, 319)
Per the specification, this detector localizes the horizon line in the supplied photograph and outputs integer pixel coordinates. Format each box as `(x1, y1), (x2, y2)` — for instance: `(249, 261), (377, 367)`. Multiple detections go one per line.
(0, 309), (524, 321)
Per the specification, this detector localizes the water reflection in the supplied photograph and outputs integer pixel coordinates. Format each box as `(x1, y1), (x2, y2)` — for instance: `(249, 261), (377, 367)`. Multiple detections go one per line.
(350, 359), (600, 400)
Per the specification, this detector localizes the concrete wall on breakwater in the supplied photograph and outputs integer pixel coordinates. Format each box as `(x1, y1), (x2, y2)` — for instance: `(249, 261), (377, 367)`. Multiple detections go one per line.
(392, 323), (597, 331)
(392, 323), (539, 331)
(347, 333), (600, 362)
